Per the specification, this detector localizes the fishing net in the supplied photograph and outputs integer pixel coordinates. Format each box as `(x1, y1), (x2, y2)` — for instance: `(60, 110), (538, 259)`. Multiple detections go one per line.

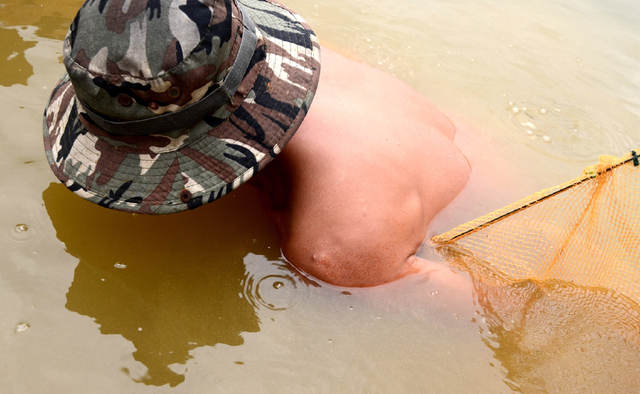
(431, 149), (640, 306)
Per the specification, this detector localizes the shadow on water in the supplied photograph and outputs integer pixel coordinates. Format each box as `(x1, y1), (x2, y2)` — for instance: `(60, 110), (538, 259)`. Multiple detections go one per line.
(43, 182), (283, 387)
(0, 0), (84, 87)
(0, 27), (36, 87)
(0, 0), (84, 40)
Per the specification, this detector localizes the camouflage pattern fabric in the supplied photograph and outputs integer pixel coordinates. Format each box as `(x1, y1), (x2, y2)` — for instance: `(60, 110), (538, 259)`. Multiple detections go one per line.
(43, 0), (321, 214)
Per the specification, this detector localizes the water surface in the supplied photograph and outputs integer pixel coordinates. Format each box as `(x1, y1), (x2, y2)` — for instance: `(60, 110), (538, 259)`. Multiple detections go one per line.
(1, 0), (639, 392)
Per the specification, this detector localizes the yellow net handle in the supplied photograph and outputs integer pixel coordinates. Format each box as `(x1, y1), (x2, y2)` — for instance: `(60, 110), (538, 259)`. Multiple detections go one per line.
(431, 149), (640, 245)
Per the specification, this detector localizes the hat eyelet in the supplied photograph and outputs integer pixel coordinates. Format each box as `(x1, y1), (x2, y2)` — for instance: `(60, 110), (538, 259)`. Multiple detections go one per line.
(180, 189), (192, 203)
(118, 94), (133, 107)
(149, 102), (159, 110)
(168, 86), (181, 99)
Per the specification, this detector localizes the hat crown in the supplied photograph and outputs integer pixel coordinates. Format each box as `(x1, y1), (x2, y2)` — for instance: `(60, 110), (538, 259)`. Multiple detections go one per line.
(64, 0), (244, 122)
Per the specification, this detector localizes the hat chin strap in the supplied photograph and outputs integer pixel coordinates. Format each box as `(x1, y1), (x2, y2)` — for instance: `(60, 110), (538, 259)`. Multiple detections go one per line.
(81, 3), (258, 137)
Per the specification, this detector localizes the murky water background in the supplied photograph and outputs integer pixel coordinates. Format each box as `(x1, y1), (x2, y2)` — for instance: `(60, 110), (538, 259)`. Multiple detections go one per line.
(2, 0), (640, 392)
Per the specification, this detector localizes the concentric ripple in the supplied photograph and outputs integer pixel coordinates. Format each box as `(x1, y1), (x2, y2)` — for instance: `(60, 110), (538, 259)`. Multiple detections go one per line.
(243, 268), (299, 311)
(7, 223), (37, 243)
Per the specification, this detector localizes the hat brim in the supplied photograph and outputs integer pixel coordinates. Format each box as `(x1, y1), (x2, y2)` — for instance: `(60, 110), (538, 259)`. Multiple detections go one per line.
(43, 0), (320, 215)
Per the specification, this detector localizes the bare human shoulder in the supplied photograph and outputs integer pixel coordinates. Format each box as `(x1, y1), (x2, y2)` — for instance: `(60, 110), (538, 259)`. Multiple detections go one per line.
(250, 47), (471, 287)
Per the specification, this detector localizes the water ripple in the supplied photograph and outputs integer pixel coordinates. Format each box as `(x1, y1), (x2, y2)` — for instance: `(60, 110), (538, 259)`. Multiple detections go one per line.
(243, 257), (299, 311)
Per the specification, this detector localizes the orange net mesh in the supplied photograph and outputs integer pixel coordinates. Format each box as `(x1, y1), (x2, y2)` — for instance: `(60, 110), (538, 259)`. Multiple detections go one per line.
(432, 149), (640, 305)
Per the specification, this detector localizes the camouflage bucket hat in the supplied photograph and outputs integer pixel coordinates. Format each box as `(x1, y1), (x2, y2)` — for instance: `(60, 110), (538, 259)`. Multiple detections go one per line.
(43, 0), (320, 214)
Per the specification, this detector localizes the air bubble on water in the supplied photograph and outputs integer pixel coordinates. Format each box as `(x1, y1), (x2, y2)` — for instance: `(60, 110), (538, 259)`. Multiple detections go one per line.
(508, 101), (514, 106)
(15, 224), (28, 233)
(510, 106), (520, 114)
(15, 322), (30, 333)
(430, 290), (439, 296)
(138, 327), (142, 331)
(542, 136), (551, 142)
(525, 130), (534, 135)
(273, 281), (284, 290)
(349, 306), (354, 311)
(521, 121), (536, 129)
(365, 38), (372, 43)
(114, 262), (127, 269)
(539, 108), (547, 114)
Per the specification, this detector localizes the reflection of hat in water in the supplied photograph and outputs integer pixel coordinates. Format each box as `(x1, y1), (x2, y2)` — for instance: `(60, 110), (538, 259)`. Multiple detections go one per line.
(43, 0), (320, 214)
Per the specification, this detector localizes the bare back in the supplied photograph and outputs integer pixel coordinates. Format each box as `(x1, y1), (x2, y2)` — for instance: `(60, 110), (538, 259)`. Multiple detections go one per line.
(250, 48), (470, 287)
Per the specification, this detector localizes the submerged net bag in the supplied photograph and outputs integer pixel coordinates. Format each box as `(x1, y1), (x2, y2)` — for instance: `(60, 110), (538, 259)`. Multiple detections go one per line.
(431, 149), (640, 391)
(431, 149), (640, 305)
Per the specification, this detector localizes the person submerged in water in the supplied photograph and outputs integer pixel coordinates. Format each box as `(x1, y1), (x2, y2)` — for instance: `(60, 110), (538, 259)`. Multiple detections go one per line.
(250, 48), (469, 286)
(43, 0), (469, 287)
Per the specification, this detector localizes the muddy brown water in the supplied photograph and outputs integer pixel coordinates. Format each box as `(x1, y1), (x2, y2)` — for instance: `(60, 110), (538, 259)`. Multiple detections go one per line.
(1, 0), (640, 392)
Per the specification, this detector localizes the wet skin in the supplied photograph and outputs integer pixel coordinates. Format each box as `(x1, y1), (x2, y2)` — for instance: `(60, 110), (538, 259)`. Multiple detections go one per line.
(249, 48), (471, 287)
